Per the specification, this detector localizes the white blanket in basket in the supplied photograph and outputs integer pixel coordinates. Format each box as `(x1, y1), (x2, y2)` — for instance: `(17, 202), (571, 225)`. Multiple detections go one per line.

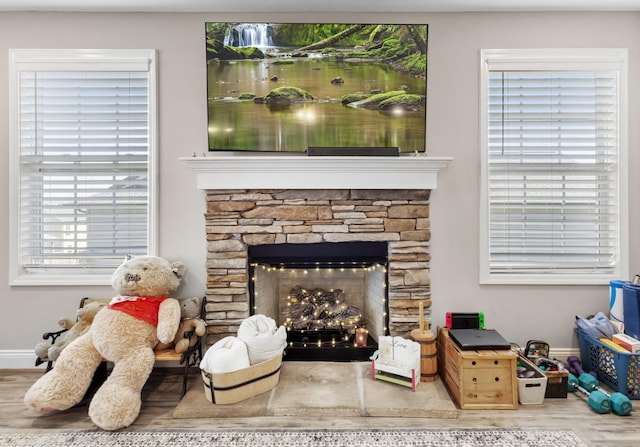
(200, 336), (250, 374)
(237, 314), (287, 365)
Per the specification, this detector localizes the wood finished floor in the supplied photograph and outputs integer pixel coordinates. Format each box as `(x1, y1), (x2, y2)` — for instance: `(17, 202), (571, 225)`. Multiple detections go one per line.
(1, 368), (638, 446)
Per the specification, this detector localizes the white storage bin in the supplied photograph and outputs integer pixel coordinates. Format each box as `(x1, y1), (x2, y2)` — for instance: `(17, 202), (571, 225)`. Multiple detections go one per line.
(517, 354), (548, 405)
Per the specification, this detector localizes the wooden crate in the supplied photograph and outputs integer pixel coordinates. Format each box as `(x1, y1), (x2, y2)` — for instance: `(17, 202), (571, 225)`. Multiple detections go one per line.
(438, 328), (518, 410)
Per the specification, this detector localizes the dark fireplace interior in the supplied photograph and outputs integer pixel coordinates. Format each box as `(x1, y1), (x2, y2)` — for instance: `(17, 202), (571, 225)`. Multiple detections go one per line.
(248, 241), (390, 361)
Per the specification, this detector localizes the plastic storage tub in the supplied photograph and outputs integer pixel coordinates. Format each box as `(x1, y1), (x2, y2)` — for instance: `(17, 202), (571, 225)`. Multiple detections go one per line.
(517, 355), (548, 405)
(623, 283), (640, 339)
(576, 327), (640, 399)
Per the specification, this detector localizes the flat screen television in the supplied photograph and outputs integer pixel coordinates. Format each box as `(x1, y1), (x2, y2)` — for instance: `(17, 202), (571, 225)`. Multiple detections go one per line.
(205, 23), (428, 154)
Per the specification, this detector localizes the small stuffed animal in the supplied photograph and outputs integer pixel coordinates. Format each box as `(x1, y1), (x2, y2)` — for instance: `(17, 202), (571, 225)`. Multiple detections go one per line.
(174, 317), (206, 354)
(24, 255), (185, 431)
(34, 301), (106, 362)
(179, 296), (201, 319)
(34, 318), (74, 362)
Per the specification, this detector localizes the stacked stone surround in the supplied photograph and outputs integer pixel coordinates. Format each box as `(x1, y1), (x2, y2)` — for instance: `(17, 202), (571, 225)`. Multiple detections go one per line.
(203, 188), (432, 347)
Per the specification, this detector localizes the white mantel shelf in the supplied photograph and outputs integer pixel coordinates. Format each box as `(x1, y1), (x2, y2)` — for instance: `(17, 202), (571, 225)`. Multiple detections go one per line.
(180, 154), (452, 190)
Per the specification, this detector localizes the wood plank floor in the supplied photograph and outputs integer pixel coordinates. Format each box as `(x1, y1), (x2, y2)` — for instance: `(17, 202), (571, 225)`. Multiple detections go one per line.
(1, 368), (638, 446)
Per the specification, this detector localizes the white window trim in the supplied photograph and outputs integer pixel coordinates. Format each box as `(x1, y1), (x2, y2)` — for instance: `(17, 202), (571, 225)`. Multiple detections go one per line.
(8, 49), (158, 286)
(479, 48), (629, 285)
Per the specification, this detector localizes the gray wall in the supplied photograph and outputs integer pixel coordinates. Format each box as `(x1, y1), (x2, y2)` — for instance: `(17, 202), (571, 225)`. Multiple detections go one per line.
(1, 11), (638, 366)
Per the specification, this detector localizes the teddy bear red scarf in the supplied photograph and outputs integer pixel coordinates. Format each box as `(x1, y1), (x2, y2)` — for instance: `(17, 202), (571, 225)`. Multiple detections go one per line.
(108, 296), (168, 326)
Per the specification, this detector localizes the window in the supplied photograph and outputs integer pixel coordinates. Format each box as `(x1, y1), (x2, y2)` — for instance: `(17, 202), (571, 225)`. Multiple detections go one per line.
(9, 49), (157, 286)
(479, 49), (628, 285)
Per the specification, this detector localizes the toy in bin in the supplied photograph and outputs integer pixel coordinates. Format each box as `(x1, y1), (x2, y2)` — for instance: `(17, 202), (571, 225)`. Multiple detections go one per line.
(525, 340), (565, 372)
(525, 340), (569, 398)
(525, 340), (549, 360)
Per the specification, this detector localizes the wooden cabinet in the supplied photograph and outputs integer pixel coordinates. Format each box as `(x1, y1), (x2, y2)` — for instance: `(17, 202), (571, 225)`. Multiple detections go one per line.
(438, 328), (518, 410)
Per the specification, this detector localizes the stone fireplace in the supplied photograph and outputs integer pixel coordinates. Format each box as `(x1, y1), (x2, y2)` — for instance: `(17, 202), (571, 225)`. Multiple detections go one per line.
(181, 154), (451, 359)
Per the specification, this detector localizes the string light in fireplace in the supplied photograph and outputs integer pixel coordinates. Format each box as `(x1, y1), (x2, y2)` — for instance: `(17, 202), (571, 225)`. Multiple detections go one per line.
(253, 262), (386, 275)
(251, 262), (387, 290)
(252, 264), (389, 297)
(252, 261), (389, 344)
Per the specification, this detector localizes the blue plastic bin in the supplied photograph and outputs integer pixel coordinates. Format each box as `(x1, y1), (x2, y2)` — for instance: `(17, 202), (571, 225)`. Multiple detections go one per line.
(623, 283), (640, 339)
(576, 327), (640, 399)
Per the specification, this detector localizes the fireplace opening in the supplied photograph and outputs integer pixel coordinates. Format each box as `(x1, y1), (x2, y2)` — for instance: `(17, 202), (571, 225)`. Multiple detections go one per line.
(248, 241), (389, 361)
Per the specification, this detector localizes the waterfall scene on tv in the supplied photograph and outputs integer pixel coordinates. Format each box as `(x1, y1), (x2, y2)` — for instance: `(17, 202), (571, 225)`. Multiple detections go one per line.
(205, 23), (428, 153)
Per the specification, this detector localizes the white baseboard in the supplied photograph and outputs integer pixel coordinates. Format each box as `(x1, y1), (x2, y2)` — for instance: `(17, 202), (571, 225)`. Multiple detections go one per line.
(0, 348), (581, 370)
(0, 350), (183, 369)
(548, 348), (580, 362)
(0, 350), (43, 369)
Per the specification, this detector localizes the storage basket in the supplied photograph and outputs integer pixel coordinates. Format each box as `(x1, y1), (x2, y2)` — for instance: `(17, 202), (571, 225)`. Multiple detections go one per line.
(576, 328), (640, 399)
(201, 353), (283, 405)
(542, 369), (568, 398)
(517, 355), (547, 405)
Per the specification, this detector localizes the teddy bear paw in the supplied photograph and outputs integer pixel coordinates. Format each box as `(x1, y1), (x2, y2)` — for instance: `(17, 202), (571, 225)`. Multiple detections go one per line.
(25, 397), (75, 413)
(89, 387), (142, 431)
(29, 403), (57, 413)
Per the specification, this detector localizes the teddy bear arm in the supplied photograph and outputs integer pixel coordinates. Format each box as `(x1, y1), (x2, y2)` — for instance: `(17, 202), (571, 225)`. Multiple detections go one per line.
(194, 318), (206, 336)
(156, 298), (181, 344)
(58, 324), (91, 347)
(174, 338), (191, 353)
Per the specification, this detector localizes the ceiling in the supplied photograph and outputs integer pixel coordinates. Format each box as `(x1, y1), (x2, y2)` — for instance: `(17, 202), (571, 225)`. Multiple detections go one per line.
(0, 0), (639, 13)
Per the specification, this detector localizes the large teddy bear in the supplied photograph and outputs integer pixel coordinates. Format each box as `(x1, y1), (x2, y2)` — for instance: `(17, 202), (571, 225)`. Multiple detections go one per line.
(24, 255), (185, 431)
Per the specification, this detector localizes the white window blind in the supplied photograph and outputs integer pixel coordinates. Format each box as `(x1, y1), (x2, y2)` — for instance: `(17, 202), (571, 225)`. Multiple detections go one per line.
(9, 49), (157, 285)
(479, 49), (628, 284)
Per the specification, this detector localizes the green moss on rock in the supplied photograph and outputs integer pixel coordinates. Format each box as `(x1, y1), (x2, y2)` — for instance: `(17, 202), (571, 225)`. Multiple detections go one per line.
(257, 86), (314, 104)
(341, 93), (370, 105)
(379, 94), (425, 112)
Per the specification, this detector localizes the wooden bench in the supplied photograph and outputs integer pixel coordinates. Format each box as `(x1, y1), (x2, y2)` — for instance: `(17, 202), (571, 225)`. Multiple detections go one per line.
(35, 296), (207, 397)
(370, 335), (421, 392)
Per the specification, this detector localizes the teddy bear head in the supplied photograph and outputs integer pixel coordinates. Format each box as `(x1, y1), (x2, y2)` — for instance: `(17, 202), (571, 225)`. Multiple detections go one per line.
(111, 255), (186, 298)
(179, 297), (202, 319)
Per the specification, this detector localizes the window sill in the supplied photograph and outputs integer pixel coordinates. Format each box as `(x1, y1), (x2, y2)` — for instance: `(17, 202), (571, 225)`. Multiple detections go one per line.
(480, 272), (622, 286)
(10, 272), (113, 287)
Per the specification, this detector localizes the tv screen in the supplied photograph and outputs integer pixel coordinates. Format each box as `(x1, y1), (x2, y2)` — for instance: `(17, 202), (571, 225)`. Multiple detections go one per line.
(205, 23), (428, 154)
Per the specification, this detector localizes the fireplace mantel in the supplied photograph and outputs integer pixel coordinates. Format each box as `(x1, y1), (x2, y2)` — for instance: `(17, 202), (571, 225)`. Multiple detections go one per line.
(180, 154), (452, 190)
